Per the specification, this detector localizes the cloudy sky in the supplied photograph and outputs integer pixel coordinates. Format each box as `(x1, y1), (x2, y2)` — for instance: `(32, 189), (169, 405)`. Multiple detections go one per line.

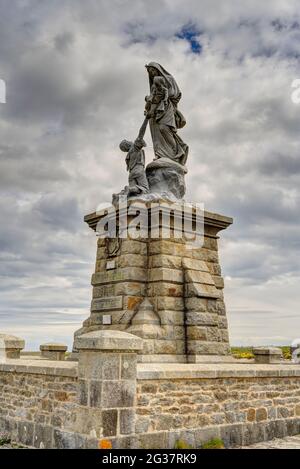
(0, 0), (300, 350)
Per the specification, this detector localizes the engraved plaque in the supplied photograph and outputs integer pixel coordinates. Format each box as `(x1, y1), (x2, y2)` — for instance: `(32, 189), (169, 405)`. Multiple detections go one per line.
(102, 315), (112, 325)
(91, 296), (123, 311)
(106, 260), (116, 270)
(93, 285), (115, 298)
(92, 271), (124, 285)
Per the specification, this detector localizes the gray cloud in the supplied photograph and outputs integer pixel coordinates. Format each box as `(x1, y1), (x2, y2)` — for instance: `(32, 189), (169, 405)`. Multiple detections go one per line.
(0, 0), (300, 348)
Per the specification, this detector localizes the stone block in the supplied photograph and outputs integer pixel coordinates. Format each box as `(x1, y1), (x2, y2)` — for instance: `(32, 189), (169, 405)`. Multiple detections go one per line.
(40, 343), (67, 361)
(90, 380), (102, 407)
(121, 354), (138, 380)
(182, 257), (209, 272)
(149, 240), (175, 255)
(156, 297), (184, 311)
(219, 329), (229, 342)
(185, 298), (208, 311)
(136, 432), (168, 449)
(149, 254), (182, 269)
(213, 276), (225, 289)
(0, 333), (25, 359)
(187, 340), (230, 355)
(33, 424), (53, 449)
(17, 420), (34, 447)
(76, 330), (143, 353)
(120, 409), (136, 435)
(203, 236), (218, 250)
(220, 423), (243, 448)
(185, 270), (215, 285)
(256, 408), (268, 422)
(253, 347), (283, 364)
(242, 423), (266, 446)
(121, 239), (147, 255)
(78, 379), (89, 406)
(149, 267), (183, 283)
(148, 283), (183, 297)
(186, 312), (218, 326)
(186, 326), (208, 341)
(92, 267), (147, 285)
(117, 254), (147, 268)
(102, 409), (118, 437)
(185, 282), (220, 299)
(53, 430), (86, 449)
(101, 381), (136, 408)
(206, 326), (221, 342)
(158, 310), (184, 325)
(192, 248), (219, 263)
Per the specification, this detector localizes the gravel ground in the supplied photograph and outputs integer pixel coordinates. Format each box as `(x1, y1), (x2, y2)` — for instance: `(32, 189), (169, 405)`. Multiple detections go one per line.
(240, 435), (300, 449)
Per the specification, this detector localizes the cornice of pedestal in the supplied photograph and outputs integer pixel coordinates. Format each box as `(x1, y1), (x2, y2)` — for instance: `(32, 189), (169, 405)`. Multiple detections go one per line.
(84, 201), (233, 235)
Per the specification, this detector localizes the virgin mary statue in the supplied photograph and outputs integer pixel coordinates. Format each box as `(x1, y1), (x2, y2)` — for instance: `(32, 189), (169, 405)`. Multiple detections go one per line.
(145, 62), (189, 166)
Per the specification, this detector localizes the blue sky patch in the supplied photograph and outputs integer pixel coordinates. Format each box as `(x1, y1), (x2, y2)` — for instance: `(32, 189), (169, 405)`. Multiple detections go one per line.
(176, 23), (202, 54)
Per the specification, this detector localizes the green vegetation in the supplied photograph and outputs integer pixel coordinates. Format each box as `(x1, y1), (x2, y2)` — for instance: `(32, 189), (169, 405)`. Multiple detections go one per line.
(0, 433), (11, 446)
(231, 346), (292, 360)
(174, 439), (193, 449)
(201, 438), (225, 449)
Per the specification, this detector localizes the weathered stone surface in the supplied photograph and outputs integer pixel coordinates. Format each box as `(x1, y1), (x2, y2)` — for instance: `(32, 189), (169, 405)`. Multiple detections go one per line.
(149, 254), (182, 269)
(156, 297), (184, 311)
(185, 270), (215, 285)
(40, 343), (67, 361)
(149, 267), (183, 283)
(91, 296), (123, 312)
(33, 424), (53, 449)
(78, 379), (88, 406)
(185, 282), (220, 299)
(121, 354), (138, 380)
(0, 334), (25, 359)
(185, 297), (208, 311)
(120, 408), (136, 435)
(101, 381), (136, 408)
(253, 347), (283, 364)
(76, 330), (143, 352)
(187, 341), (230, 355)
(149, 240), (175, 255)
(182, 257), (209, 272)
(148, 283), (183, 297)
(186, 326), (208, 341)
(158, 310), (184, 325)
(53, 430), (86, 449)
(186, 312), (218, 326)
(102, 409), (118, 437)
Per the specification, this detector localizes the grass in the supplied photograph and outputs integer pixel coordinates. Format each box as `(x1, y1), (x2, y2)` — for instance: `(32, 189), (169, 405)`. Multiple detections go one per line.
(174, 439), (193, 449)
(0, 433), (11, 446)
(201, 438), (225, 449)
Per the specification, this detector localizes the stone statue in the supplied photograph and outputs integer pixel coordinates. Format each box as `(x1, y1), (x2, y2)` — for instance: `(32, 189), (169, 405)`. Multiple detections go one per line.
(112, 119), (149, 204)
(145, 62), (188, 166)
(113, 62), (189, 204)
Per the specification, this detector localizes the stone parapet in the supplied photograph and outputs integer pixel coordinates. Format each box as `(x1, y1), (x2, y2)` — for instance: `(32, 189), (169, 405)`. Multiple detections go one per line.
(1, 354), (300, 448)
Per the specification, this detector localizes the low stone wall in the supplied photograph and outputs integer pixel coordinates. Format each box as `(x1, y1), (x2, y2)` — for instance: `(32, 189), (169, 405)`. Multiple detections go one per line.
(0, 360), (81, 448)
(1, 333), (300, 449)
(135, 364), (300, 448)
